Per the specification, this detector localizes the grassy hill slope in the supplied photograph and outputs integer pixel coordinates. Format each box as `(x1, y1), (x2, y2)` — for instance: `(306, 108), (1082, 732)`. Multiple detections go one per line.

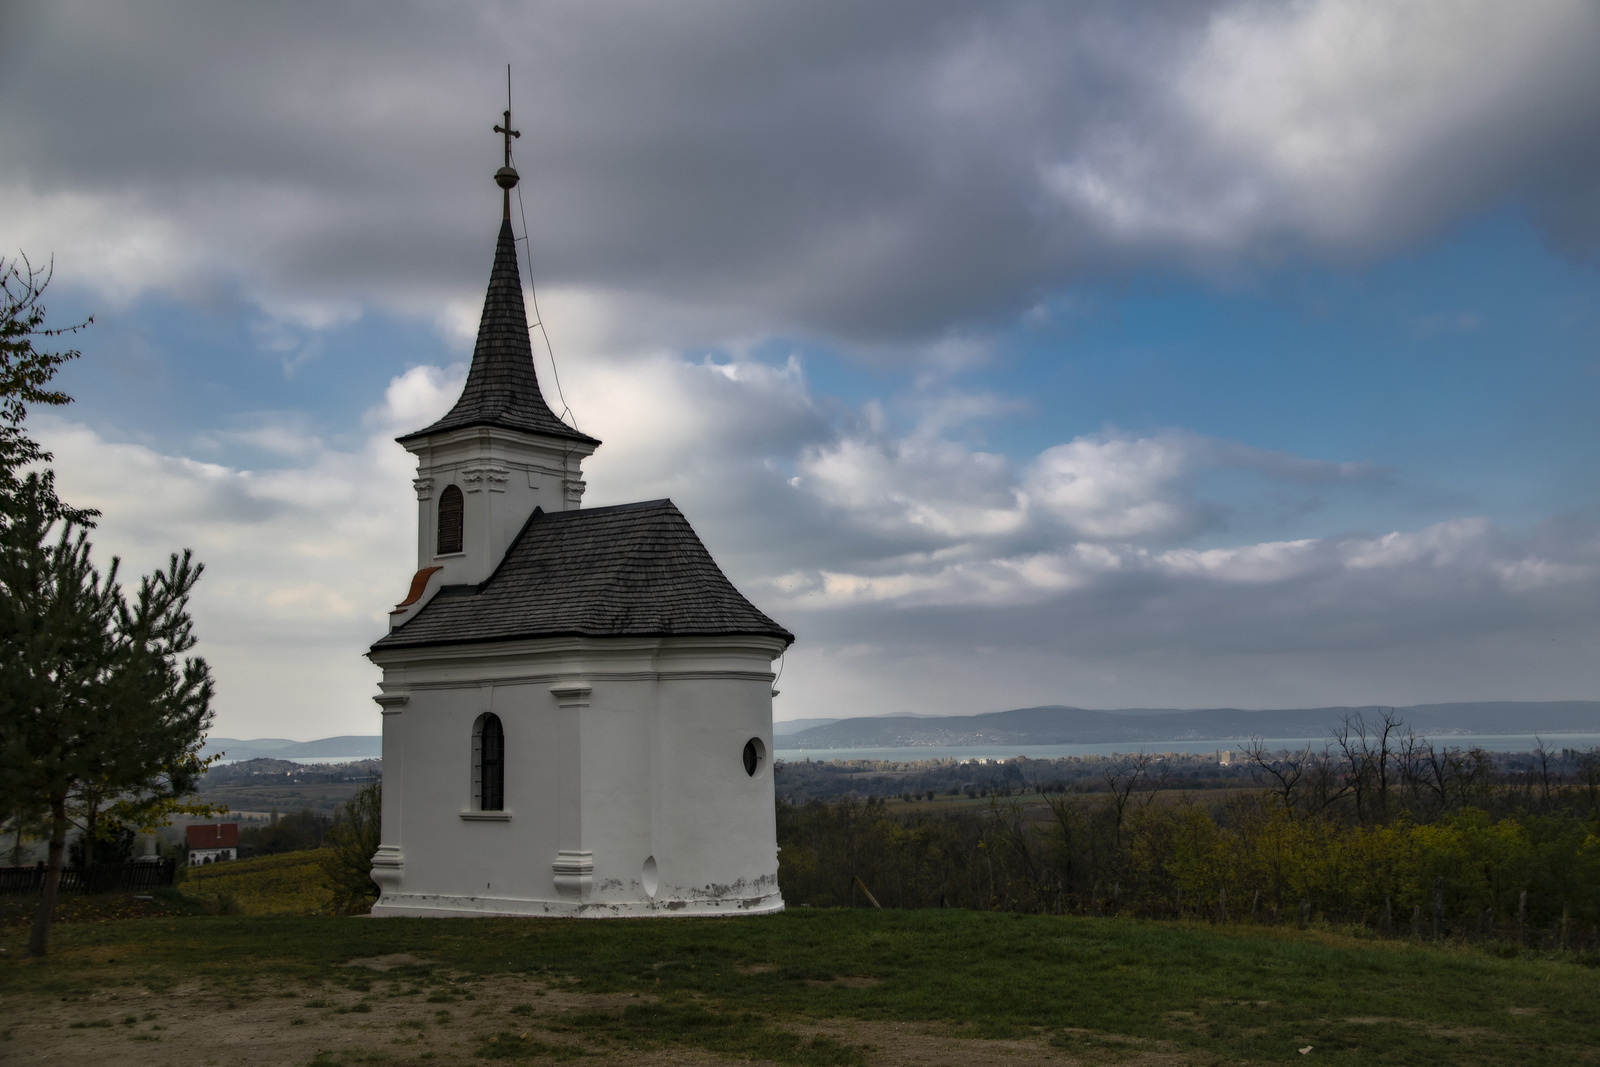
(2, 905), (1595, 1065)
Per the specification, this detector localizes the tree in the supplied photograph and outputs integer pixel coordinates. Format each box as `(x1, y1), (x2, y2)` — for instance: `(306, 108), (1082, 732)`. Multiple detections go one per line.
(0, 255), (214, 957)
(0, 517), (214, 956)
(0, 254), (93, 884)
(320, 779), (382, 914)
(0, 256), (96, 528)
(69, 820), (136, 867)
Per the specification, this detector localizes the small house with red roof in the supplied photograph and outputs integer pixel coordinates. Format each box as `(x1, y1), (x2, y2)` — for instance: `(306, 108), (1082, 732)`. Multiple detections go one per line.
(186, 823), (239, 865)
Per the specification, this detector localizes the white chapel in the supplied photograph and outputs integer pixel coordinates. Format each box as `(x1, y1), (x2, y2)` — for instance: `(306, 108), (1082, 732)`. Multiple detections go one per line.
(365, 120), (793, 917)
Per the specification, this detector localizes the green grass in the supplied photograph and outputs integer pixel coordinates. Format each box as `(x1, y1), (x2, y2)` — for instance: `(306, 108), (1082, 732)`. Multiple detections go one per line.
(2, 908), (1597, 1064)
(0, 886), (215, 929)
(179, 849), (336, 914)
(525, 1001), (867, 1065)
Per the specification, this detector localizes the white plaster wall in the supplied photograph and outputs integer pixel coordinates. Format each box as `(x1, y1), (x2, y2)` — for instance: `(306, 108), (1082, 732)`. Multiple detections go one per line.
(393, 682), (561, 903)
(655, 676), (778, 906)
(369, 636), (784, 918)
(577, 677), (655, 903)
(403, 427), (594, 587)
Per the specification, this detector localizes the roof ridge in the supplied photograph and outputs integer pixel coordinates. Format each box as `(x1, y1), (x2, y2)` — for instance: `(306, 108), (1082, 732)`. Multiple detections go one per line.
(530, 498), (673, 520)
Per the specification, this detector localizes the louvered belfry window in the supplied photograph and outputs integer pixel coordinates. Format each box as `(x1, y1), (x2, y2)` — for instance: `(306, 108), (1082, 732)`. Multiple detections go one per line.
(479, 713), (505, 811)
(437, 484), (464, 555)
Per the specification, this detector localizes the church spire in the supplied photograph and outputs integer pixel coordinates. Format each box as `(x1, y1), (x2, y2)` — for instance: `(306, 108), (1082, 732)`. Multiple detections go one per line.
(397, 104), (598, 448)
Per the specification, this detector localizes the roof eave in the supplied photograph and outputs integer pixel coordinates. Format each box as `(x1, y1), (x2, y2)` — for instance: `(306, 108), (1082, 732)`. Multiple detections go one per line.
(395, 418), (601, 449)
(369, 627), (794, 657)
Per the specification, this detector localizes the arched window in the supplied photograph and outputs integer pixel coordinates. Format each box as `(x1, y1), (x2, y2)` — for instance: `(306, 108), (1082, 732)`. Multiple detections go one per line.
(475, 713), (505, 811)
(437, 484), (464, 555)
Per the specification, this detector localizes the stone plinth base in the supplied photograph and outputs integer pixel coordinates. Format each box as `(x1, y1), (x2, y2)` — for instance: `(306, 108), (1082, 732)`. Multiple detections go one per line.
(369, 891), (783, 919)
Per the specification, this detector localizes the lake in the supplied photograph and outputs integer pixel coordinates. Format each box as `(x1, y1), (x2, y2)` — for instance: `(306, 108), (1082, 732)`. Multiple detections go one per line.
(773, 733), (1600, 763)
(214, 755), (379, 766)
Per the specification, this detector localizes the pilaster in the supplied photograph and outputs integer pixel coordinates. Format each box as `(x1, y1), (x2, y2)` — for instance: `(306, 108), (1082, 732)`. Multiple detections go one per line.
(551, 683), (592, 899)
(370, 692), (409, 898)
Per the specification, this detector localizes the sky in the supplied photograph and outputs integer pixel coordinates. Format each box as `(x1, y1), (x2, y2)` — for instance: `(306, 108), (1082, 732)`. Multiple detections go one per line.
(3, 0), (1600, 739)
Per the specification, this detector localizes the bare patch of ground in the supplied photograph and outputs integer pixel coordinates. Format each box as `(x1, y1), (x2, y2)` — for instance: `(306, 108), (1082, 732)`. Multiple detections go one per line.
(797, 1019), (1189, 1067)
(0, 971), (1185, 1066)
(805, 975), (881, 989)
(342, 953), (433, 972)
(2, 972), (600, 1066)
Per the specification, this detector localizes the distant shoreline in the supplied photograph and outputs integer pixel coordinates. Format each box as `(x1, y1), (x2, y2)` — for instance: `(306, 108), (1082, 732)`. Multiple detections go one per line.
(775, 732), (1600, 763)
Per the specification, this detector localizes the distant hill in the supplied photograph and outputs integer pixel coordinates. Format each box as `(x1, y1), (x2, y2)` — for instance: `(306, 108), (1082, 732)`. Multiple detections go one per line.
(774, 718), (841, 736)
(203, 736), (381, 761)
(778, 702), (1600, 749)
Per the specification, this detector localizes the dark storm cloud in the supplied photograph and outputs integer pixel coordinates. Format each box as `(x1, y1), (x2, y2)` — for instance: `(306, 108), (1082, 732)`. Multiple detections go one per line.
(5, 0), (1600, 343)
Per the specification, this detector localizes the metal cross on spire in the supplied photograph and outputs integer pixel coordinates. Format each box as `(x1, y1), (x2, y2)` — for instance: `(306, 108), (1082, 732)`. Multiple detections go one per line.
(492, 69), (521, 219)
(494, 109), (520, 169)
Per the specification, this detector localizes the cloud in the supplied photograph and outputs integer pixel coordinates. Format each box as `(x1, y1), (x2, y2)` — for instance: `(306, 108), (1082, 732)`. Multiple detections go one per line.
(30, 364), (461, 739)
(1028, 436), (1197, 542)
(775, 511), (1600, 717)
(798, 431), (1026, 544)
(29, 341), (1600, 733)
(3, 0), (1598, 345)
(8, 0), (1599, 729)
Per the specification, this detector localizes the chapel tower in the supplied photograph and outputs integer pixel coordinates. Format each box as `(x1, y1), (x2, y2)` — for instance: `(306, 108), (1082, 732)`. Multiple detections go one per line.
(390, 216), (598, 606)
(365, 109), (791, 918)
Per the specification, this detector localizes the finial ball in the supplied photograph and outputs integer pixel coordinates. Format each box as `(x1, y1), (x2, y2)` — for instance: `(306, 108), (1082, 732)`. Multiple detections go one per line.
(495, 165), (520, 191)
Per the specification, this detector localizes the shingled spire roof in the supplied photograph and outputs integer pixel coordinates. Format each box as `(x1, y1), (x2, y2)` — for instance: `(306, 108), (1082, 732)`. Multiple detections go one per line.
(397, 219), (599, 446)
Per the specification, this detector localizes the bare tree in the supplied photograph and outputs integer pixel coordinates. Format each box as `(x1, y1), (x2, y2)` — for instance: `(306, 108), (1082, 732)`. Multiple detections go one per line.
(1412, 743), (1494, 815)
(1102, 753), (1163, 843)
(1242, 739), (1308, 818)
(1396, 727), (1432, 816)
(1576, 748), (1600, 814)
(1308, 745), (1354, 816)
(1532, 738), (1557, 810)
(1333, 710), (1404, 824)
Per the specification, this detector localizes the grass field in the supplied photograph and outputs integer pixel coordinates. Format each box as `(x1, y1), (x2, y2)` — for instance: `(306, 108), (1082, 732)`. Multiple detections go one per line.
(179, 850), (338, 915)
(2, 900), (1597, 1066)
(0, 852), (337, 932)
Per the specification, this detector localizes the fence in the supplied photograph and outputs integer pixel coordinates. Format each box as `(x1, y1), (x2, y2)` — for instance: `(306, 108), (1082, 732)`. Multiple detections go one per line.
(0, 860), (177, 895)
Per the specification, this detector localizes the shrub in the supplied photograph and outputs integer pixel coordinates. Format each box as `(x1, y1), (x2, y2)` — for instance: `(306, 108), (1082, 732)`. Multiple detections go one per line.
(318, 780), (380, 914)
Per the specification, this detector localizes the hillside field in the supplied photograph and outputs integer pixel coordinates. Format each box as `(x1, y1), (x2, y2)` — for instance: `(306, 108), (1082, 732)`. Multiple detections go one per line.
(178, 850), (338, 915)
(2, 890), (1597, 1066)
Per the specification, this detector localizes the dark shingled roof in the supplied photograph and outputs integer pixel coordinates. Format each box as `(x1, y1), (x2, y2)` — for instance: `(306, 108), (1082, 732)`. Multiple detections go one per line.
(397, 220), (599, 447)
(371, 499), (794, 651)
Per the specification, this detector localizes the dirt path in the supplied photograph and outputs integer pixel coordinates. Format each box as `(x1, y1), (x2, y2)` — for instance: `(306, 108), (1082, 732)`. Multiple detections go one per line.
(0, 956), (1178, 1067)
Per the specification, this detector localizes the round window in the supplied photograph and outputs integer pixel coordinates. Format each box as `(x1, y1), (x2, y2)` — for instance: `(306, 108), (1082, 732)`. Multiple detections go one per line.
(742, 737), (767, 778)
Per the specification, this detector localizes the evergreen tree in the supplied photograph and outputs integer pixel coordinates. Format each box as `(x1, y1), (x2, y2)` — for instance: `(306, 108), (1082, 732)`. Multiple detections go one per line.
(0, 256), (214, 957)
(0, 256), (96, 528)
